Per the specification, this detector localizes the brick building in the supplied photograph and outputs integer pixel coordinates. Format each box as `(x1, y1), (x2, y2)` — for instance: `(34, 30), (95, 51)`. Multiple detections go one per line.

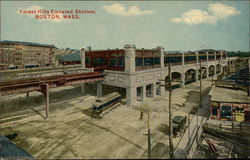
(0, 41), (56, 70)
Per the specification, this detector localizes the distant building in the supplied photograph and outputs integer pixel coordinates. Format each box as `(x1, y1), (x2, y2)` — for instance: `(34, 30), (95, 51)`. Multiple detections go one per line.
(0, 41), (57, 70)
(209, 66), (250, 122)
(209, 86), (250, 122)
(60, 50), (81, 65)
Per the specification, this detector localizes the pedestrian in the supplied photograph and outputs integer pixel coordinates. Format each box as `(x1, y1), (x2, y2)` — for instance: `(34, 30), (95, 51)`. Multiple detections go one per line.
(140, 107), (144, 120)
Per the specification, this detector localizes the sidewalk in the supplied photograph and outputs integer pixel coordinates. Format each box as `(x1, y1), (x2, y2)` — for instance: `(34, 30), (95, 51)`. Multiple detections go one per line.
(174, 94), (210, 158)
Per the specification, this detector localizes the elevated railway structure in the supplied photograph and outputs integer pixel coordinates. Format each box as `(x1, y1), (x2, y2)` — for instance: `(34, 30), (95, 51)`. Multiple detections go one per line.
(0, 44), (234, 117)
(0, 64), (83, 81)
(0, 72), (104, 118)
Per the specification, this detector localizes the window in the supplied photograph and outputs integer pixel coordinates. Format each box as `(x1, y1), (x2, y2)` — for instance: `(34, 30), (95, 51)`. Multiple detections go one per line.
(136, 58), (143, 66)
(199, 56), (206, 60)
(164, 57), (170, 64)
(209, 56), (214, 60)
(144, 58), (153, 66)
(220, 105), (232, 120)
(85, 56), (90, 65)
(185, 56), (196, 62)
(109, 58), (116, 67)
(212, 107), (217, 116)
(173, 57), (182, 63)
(117, 58), (124, 67)
(153, 57), (160, 65)
(94, 58), (106, 65)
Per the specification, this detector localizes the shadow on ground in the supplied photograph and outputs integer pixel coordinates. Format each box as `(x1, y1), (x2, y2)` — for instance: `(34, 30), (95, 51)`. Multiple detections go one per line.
(156, 123), (169, 135)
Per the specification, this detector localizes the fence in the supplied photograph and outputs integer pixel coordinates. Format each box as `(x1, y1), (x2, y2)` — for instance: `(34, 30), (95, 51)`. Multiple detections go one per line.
(203, 122), (250, 133)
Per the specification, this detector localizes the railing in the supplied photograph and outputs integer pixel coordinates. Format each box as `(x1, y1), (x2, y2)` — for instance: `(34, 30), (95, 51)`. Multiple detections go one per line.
(184, 61), (196, 65)
(199, 60), (207, 62)
(135, 65), (161, 71)
(203, 122), (250, 133)
(165, 62), (182, 66)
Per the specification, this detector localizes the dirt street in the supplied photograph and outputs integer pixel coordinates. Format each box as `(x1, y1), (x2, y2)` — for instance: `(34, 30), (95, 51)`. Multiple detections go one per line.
(0, 78), (214, 159)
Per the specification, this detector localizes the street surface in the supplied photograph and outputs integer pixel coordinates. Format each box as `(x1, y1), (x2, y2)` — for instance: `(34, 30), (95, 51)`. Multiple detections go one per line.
(0, 79), (213, 159)
(174, 93), (210, 158)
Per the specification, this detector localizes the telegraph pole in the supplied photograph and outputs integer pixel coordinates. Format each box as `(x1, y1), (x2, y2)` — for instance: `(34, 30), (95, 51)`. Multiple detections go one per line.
(147, 106), (151, 159)
(168, 62), (174, 159)
(143, 104), (152, 159)
(157, 63), (176, 159)
(199, 60), (202, 108)
(212, 69), (214, 86)
(196, 60), (202, 145)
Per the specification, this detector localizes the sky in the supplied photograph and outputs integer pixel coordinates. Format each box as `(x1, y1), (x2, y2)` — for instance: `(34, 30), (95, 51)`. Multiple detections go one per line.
(0, 1), (249, 51)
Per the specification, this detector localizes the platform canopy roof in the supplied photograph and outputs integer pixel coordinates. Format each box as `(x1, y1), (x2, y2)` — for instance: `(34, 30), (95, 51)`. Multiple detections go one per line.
(61, 50), (80, 62)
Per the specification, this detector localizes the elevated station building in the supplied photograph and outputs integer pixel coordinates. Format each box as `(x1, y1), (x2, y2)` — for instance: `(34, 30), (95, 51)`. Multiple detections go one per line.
(80, 44), (229, 107)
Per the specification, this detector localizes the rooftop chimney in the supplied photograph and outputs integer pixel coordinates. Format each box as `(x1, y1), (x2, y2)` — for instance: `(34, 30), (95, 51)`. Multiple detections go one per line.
(87, 46), (91, 51)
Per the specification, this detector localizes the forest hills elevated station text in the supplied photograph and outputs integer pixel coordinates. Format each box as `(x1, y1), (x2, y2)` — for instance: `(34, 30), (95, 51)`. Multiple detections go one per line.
(19, 9), (96, 15)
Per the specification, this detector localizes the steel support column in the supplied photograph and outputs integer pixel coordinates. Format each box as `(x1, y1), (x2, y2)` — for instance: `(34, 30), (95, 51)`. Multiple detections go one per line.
(142, 85), (146, 102)
(181, 53), (185, 87)
(206, 67), (209, 78)
(41, 84), (49, 119)
(126, 87), (136, 107)
(81, 84), (85, 95)
(97, 81), (102, 98)
(195, 69), (199, 82)
(151, 83), (156, 99)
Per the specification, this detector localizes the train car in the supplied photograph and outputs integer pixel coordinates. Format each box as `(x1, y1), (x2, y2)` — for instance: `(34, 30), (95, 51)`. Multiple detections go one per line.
(24, 64), (39, 69)
(92, 92), (121, 118)
(9, 65), (18, 70)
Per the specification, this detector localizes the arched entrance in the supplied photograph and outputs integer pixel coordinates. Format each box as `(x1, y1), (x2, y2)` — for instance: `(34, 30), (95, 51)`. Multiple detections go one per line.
(209, 65), (215, 77)
(223, 66), (230, 76)
(216, 64), (221, 74)
(165, 72), (182, 89)
(198, 67), (207, 80)
(185, 69), (196, 84)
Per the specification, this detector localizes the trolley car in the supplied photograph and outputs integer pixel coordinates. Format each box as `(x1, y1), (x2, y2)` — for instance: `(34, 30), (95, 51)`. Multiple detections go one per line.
(92, 92), (121, 118)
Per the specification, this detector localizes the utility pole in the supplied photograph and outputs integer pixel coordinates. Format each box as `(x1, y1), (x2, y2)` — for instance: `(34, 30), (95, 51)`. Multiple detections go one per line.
(158, 63), (178, 159)
(212, 74), (214, 86)
(143, 104), (152, 159)
(199, 60), (202, 108)
(147, 105), (151, 159)
(168, 62), (174, 159)
(196, 60), (203, 145)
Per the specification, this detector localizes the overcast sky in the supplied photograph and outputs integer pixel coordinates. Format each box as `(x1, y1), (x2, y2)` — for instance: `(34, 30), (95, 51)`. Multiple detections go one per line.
(1, 1), (249, 51)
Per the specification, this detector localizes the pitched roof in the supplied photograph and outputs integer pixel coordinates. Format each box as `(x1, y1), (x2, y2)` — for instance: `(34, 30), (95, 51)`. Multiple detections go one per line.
(195, 49), (225, 53)
(61, 50), (80, 61)
(209, 86), (250, 103)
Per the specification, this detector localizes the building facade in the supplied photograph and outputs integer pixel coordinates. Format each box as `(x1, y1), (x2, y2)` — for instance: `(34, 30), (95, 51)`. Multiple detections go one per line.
(0, 41), (56, 70)
(209, 60), (250, 122)
(209, 86), (250, 122)
(80, 44), (228, 107)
